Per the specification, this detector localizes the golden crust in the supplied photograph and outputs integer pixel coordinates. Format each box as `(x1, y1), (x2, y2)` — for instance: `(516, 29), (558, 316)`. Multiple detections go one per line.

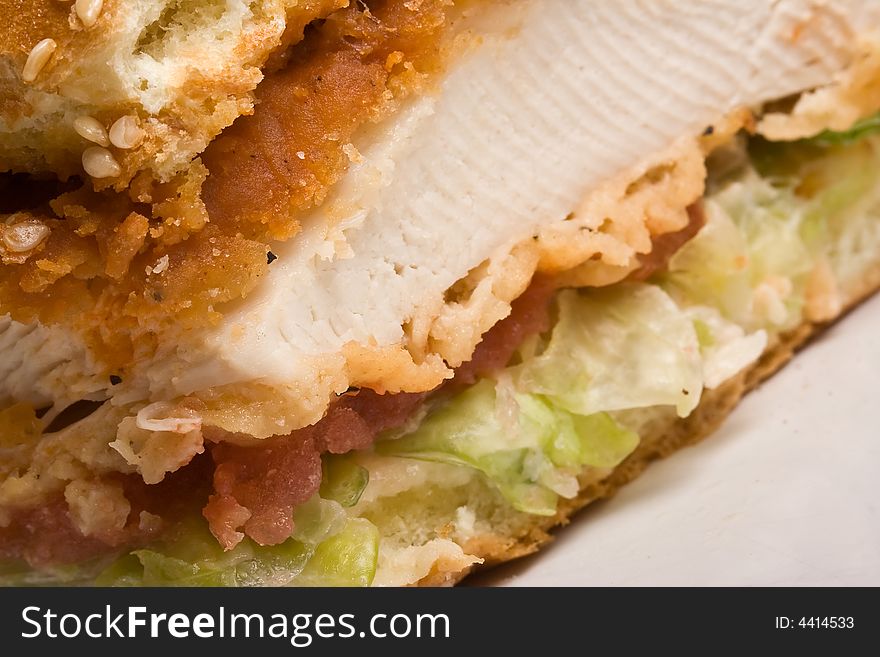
(429, 261), (880, 586)
(0, 0), (347, 184)
(0, 0), (454, 383)
(759, 36), (880, 141)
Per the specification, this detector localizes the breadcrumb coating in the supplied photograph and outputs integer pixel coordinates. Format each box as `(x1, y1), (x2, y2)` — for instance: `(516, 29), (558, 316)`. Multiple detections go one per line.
(0, 0), (454, 376)
(0, 1), (351, 184)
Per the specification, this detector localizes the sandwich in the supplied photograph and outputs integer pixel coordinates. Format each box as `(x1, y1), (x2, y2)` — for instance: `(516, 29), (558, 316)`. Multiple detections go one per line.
(1, 0), (879, 586)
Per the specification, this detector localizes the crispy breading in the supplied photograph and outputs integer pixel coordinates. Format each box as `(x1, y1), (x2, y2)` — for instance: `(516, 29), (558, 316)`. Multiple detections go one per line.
(0, 0), (348, 184)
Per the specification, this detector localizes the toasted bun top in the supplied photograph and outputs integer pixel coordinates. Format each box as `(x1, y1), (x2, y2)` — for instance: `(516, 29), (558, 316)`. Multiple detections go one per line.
(0, 0), (345, 187)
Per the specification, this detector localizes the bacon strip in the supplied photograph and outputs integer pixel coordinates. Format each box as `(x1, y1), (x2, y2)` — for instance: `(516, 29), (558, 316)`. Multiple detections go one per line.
(203, 390), (429, 549)
(630, 202), (706, 281)
(0, 456), (210, 569)
(452, 276), (556, 387)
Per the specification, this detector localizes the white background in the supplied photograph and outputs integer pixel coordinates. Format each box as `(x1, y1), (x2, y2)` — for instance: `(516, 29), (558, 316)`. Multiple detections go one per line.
(476, 294), (880, 586)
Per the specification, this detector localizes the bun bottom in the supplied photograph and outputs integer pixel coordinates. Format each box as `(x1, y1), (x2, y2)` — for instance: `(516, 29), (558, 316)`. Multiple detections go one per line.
(418, 262), (880, 586)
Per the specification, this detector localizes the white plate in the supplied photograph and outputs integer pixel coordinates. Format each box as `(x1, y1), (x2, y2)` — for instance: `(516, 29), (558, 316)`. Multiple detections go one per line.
(475, 293), (880, 586)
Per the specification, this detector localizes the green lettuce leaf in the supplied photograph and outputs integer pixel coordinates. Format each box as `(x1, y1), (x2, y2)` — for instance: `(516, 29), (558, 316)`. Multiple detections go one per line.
(810, 112), (880, 147)
(294, 518), (379, 587)
(515, 285), (704, 418)
(684, 306), (767, 390)
(748, 112), (880, 179)
(376, 282), (775, 517)
(661, 176), (811, 331)
(667, 128), (880, 331)
(0, 559), (99, 587)
(95, 496), (379, 587)
(320, 454), (370, 507)
(378, 379), (638, 516)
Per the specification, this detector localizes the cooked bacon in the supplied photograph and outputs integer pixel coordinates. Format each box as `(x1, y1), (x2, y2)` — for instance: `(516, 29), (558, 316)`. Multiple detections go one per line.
(203, 389), (428, 549)
(328, 390), (429, 446)
(453, 275), (556, 386)
(629, 202), (706, 281)
(0, 456), (211, 568)
(0, 500), (121, 569)
(201, 494), (252, 551)
(205, 432), (321, 549)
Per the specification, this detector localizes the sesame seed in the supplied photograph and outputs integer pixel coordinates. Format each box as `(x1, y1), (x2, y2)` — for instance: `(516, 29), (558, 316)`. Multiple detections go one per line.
(296, 151), (305, 160)
(73, 116), (109, 147)
(22, 39), (57, 83)
(82, 146), (121, 178)
(108, 115), (144, 149)
(2, 219), (51, 253)
(76, 0), (104, 29)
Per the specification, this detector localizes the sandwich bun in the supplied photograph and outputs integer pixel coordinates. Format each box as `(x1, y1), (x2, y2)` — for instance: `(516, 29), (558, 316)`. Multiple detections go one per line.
(0, 0), (345, 186)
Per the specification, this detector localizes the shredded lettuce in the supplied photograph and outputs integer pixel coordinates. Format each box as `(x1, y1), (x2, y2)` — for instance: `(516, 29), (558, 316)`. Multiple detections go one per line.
(320, 454), (370, 507)
(378, 281), (770, 515)
(661, 177), (813, 331)
(810, 112), (880, 147)
(378, 282), (771, 515)
(515, 285), (704, 418)
(294, 518), (379, 587)
(684, 306), (767, 389)
(94, 494), (379, 587)
(95, 497), (337, 586)
(667, 129), (880, 333)
(378, 379), (638, 515)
